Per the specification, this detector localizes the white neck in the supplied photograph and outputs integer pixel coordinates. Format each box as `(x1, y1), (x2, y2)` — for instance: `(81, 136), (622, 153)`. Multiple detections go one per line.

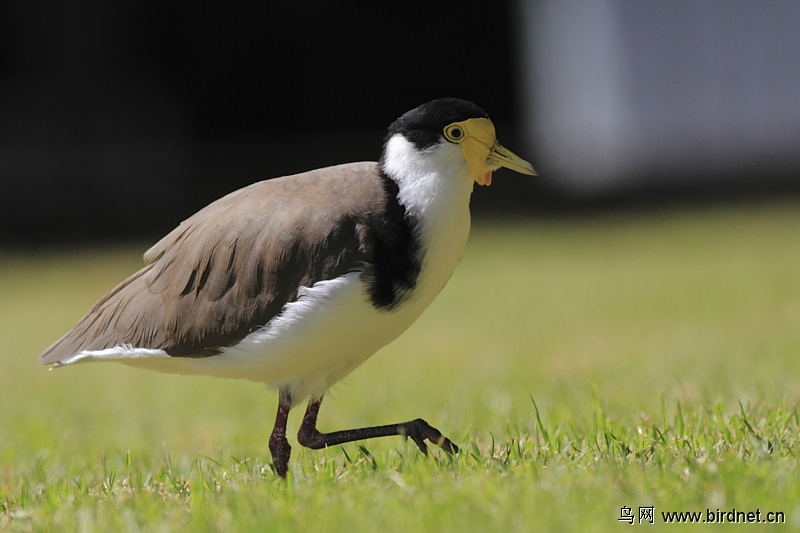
(382, 134), (474, 219)
(381, 133), (475, 300)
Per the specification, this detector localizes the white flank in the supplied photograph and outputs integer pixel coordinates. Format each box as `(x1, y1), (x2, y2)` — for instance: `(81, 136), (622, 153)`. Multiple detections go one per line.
(56, 345), (169, 366)
(57, 135), (475, 402)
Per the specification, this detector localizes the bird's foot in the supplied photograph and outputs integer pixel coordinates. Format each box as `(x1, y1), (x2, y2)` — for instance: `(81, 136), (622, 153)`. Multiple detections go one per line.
(269, 428), (292, 478)
(400, 418), (459, 455)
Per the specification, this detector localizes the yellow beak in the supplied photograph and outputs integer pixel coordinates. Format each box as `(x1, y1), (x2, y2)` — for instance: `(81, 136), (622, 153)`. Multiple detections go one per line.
(455, 118), (537, 186)
(487, 143), (538, 176)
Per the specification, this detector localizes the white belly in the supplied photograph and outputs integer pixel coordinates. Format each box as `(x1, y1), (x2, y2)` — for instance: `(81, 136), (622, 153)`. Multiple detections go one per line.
(127, 272), (418, 400)
(116, 222), (467, 402)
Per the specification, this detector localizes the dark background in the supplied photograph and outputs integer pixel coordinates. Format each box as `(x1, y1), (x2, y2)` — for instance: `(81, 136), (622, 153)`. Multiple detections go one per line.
(2, 1), (800, 245)
(1, 0), (533, 244)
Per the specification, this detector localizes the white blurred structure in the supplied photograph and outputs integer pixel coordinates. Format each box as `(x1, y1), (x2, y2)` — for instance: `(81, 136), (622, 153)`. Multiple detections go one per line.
(519, 0), (800, 195)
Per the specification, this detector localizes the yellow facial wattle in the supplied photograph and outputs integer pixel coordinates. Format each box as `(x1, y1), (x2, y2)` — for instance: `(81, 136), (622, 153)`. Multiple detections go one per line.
(444, 117), (538, 185)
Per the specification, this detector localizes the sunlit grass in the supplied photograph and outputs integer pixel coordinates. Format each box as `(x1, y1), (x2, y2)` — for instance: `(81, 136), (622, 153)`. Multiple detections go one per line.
(2, 201), (800, 531)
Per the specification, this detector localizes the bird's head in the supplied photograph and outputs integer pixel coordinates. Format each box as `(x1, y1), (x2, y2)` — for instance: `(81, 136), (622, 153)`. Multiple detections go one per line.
(381, 98), (537, 186)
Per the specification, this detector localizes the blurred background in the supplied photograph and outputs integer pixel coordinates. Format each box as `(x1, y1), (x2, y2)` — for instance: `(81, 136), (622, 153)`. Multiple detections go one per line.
(2, 0), (800, 244)
(3, 5), (800, 520)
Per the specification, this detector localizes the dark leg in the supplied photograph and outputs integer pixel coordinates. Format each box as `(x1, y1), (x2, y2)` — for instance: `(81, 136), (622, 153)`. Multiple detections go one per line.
(296, 396), (459, 455)
(268, 388), (293, 478)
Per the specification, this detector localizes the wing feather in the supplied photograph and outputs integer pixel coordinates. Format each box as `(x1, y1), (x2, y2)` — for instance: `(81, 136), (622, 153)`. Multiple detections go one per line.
(39, 162), (387, 364)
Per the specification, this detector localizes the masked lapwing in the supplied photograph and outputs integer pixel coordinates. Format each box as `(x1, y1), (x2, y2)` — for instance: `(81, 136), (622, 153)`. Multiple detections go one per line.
(39, 98), (537, 477)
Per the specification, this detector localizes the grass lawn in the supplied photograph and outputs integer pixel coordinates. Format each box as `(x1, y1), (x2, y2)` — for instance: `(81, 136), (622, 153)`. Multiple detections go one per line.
(2, 201), (800, 531)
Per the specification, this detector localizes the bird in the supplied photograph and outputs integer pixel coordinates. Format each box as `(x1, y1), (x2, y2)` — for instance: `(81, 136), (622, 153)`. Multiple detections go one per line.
(38, 98), (537, 477)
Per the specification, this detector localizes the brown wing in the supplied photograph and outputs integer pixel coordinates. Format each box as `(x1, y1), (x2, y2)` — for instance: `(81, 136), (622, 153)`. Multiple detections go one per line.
(39, 162), (388, 364)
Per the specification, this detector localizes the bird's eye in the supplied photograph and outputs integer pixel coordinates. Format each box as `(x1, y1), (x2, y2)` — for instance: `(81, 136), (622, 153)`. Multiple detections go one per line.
(444, 124), (464, 143)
